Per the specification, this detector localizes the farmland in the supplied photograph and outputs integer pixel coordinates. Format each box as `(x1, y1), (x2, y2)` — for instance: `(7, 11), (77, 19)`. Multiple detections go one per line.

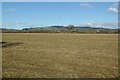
(2, 33), (118, 78)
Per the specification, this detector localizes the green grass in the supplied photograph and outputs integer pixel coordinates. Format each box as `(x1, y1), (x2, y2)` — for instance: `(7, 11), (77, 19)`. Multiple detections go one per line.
(2, 33), (118, 78)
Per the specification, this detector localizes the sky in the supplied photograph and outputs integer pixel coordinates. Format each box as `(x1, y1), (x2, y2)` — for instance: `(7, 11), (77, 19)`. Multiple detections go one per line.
(2, 2), (118, 29)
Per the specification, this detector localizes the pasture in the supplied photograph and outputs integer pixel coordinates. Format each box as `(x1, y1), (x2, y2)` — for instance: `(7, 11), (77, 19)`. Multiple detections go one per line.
(2, 33), (118, 78)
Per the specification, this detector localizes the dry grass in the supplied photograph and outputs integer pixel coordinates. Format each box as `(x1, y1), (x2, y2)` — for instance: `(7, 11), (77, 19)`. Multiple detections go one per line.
(2, 33), (118, 78)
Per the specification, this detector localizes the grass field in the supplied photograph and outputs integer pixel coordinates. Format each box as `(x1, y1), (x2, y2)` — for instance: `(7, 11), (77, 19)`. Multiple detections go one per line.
(2, 33), (118, 78)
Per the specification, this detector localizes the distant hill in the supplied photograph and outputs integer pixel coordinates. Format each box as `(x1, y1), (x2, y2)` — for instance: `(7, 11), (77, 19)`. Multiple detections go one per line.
(1, 26), (119, 34)
(0, 28), (20, 33)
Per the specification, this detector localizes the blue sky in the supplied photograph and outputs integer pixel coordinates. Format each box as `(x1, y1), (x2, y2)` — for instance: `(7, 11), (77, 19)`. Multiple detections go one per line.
(2, 2), (118, 29)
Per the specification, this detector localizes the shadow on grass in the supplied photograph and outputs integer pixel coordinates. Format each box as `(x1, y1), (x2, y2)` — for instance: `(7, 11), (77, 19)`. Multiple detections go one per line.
(0, 42), (23, 48)
(0, 42), (6, 44)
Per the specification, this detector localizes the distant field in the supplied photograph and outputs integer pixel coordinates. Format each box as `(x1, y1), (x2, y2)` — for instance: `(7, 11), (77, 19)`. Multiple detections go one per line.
(2, 33), (118, 78)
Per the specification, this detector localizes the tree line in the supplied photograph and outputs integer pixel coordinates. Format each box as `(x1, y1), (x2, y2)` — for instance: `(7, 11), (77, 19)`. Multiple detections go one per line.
(1, 25), (120, 34)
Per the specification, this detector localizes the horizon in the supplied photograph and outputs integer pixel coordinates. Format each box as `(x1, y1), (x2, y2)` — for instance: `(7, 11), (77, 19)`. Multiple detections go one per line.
(2, 2), (118, 29)
(1, 25), (119, 30)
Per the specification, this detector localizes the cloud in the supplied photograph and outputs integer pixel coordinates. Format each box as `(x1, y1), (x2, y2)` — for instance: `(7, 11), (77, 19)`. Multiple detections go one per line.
(80, 3), (92, 8)
(107, 3), (118, 14)
(80, 21), (118, 29)
(2, 21), (38, 28)
(112, 3), (118, 8)
(25, 24), (36, 28)
(101, 22), (118, 28)
(80, 21), (96, 26)
(4, 8), (16, 12)
(108, 7), (118, 14)
(82, 22), (93, 26)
